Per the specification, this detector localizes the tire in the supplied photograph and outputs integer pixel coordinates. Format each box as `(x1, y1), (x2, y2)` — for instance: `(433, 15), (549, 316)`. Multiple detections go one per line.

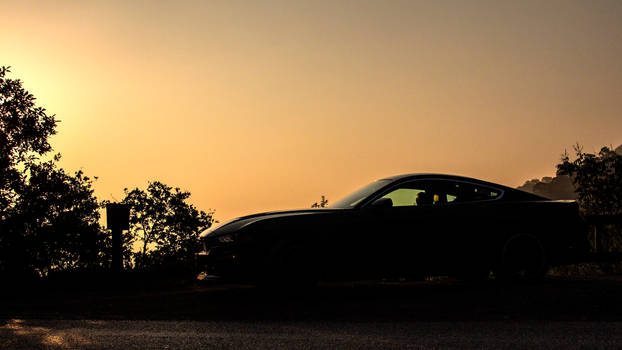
(497, 236), (547, 282)
(260, 245), (319, 291)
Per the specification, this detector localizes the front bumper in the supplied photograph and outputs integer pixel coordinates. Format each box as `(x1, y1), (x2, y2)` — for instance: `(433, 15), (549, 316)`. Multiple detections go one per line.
(195, 245), (258, 281)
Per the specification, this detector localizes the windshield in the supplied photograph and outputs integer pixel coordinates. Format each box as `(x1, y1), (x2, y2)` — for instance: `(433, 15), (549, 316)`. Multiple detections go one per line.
(329, 179), (392, 208)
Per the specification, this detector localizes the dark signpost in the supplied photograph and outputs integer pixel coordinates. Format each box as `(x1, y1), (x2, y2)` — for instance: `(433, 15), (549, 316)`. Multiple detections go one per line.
(106, 203), (130, 272)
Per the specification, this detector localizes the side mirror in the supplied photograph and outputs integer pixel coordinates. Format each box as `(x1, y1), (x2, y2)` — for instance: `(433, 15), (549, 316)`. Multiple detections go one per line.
(370, 197), (393, 208)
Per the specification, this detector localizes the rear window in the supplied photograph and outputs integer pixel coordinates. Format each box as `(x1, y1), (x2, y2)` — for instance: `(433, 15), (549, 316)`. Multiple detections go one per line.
(444, 182), (500, 203)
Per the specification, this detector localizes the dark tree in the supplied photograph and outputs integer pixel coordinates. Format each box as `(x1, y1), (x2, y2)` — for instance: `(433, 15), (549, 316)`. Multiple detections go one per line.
(0, 66), (56, 213)
(0, 66), (104, 277)
(557, 144), (622, 215)
(7, 159), (103, 275)
(121, 181), (214, 271)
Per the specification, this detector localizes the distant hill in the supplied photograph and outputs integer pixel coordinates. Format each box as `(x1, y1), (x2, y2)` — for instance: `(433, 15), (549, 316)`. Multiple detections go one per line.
(517, 144), (621, 200)
(517, 175), (577, 200)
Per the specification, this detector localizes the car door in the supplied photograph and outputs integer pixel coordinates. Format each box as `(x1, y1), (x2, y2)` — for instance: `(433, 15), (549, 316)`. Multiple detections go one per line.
(364, 180), (447, 277)
(320, 208), (379, 281)
(433, 180), (504, 273)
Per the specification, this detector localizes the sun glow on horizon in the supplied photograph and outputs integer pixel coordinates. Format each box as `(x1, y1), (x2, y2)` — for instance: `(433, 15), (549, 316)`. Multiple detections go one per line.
(2, 1), (622, 221)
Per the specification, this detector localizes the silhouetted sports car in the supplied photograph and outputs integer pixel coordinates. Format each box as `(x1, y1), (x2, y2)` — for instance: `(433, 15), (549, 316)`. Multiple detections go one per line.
(197, 174), (589, 285)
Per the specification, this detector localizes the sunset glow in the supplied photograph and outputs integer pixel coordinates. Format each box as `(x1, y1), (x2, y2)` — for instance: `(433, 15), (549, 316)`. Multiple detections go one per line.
(3, 1), (621, 221)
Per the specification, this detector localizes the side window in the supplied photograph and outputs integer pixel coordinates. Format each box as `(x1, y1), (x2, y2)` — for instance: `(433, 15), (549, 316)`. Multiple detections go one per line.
(380, 181), (445, 207)
(381, 188), (424, 207)
(444, 181), (501, 203)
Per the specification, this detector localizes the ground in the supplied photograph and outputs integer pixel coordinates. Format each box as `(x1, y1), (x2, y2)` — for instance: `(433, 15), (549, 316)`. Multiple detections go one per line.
(2, 276), (622, 349)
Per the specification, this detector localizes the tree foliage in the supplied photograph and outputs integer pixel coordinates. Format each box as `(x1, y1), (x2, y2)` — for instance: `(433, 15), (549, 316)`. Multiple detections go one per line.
(121, 181), (214, 271)
(311, 195), (328, 208)
(557, 144), (622, 215)
(2, 159), (104, 276)
(0, 66), (104, 277)
(0, 66), (57, 213)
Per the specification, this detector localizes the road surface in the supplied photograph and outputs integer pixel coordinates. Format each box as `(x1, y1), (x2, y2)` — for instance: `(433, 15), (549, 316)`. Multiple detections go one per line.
(3, 318), (622, 349)
(2, 276), (622, 349)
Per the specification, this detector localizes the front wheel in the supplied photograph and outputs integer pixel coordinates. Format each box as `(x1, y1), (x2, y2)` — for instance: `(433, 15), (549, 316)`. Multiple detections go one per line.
(259, 245), (319, 291)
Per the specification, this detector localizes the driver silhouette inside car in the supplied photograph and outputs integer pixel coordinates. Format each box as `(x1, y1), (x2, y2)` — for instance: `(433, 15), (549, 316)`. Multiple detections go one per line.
(415, 191), (433, 206)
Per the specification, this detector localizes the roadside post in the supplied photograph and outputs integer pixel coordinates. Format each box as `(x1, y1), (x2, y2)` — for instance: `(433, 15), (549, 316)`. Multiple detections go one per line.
(106, 203), (130, 272)
(585, 214), (622, 252)
(583, 214), (622, 263)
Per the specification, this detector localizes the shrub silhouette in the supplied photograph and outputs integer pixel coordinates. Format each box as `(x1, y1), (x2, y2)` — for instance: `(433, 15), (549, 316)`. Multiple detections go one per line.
(120, 181), (215, 272)
(557, 143), (622, 252)
(557, 144), (622, 216)
(311, 195), (328, 208)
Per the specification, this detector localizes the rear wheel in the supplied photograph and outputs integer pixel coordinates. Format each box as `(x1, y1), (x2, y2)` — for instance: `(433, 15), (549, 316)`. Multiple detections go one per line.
(497, 236), (547, 282)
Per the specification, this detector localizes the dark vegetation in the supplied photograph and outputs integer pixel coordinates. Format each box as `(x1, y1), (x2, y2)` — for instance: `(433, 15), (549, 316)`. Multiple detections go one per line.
(1, 66), (621, 288)
(558, 144), (622, 216)
(525, 144), (622, 254)
(0, 67), (103, 280)
(0, 67), (213, 283)
(518, 143), (622, 214)
(311, 195), (329, 208)
(520, 144), (622, 275)
(118, 181), (214, 272)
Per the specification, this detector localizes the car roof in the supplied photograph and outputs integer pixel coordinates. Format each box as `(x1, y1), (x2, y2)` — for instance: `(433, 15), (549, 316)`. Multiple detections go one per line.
(377, 173), (521, 194)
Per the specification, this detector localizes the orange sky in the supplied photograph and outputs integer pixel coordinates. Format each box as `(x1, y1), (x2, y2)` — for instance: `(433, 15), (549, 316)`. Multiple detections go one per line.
(2, 1), (622, 221)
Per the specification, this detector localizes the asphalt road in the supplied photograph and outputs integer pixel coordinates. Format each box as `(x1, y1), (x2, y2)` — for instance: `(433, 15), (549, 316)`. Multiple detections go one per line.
(3, 318), (622, 349)
(2, 276), (622, 349)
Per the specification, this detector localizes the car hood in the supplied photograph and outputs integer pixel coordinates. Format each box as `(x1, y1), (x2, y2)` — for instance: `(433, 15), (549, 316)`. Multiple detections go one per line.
(198, 208), (345, 238)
